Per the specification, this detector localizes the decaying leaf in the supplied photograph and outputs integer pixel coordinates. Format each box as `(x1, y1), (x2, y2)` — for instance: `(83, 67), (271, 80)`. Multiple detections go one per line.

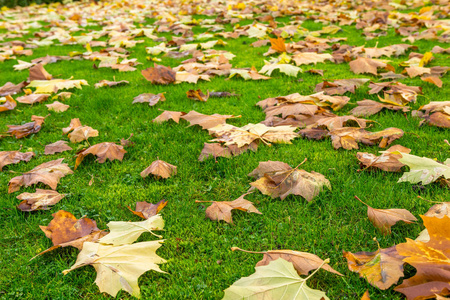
(27, 79), (88, 94)
(223, 258), (330, 300)
(29, 63), (52, 81)
(62, 118), (82, 134)
(44, 140), (72, 155)
(198, 143), (232, 161)
(128, 199), (168, 219)
(16, 94), (50, 105)
(7, 115), (48, 139)
(350, 99), (409, 117)
(349, 57), (393, 75)
(8, 158), (73, 193)
(75, 142), (126, 170)
(63, 241), (166, 298)
(249, 160), (331, 201)
(0, 81), (27, 97)
(0, 95), (17, 112)
(94, 80), (129, 88)
(187, 89), (209, 102)
(396, 153), (450, 185)
(46, 101), (69, 112)
(260, 63), (302, 77)
(0, 150), (34, 171)
(181, 111), (240, 130)
(395, 216), (450, 299)
(152, 110), (185, 123)
(99, 214), (164, 245)
(357, 145), (411, 172)
(141, 64), (176, 84)
(355, 196), (417, 235)
(133, 93), (165, 106)
(68, 125), (99, 143)
(140, 160), (177, 179)
(17, 189), (65, 211)
(343, 246), (405, 290)
(197, 193), (261, 224)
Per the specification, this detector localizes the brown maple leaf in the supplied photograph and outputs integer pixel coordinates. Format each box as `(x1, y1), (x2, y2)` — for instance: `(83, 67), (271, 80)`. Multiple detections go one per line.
(44, 141), (73, 155)
(198, 143), (232, 161)
(0, 81), (27, 96)
(62, 118), (82, 135)
(153, 110), (186, 123)
(68, 125), (99, 143)
(0, 95), (17, 112)
(196, 193), (262, 224)
(314, 78), (369, 95)
(46, 101), (70, 112)
(140, 160), (177, 179)
(181, 110), (240, 130)
(75, 142), (126, 170)
(8, 158), (73, 193)
(249, 160), (331, 201)
(16, 94), (50, 105)
(355, 196), (417, 235)
(128, 199), (168, 219)
(349, 57), (394, 75)
(357, 145), (411, 172)
(395, 216), (450, 299)
(94, 80), (129, 89)
(133, 93), (166, 106)
(350, 99), (409, 117)
(186, 89), (210, 102)
(141, 64), (176, 84)
(0, 150), (34, 171)
(7, 115), (49, 139)
(343, 245), (405, 290)
(29, 63), (52, 81)
(17, 189), (66, 211)
(329, 127), (404, 150)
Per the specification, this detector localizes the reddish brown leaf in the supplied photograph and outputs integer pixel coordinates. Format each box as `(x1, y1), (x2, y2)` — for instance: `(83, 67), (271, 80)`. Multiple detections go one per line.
(0, 150), (34, 171)
(128, 199), (168, 219)
(0, 81), (27, 96)
(44, 140), (73, 155)
(0, 95), (17, 112)
(356, 145), (411, 172)
(75, 142), (126, 170)
(133, 93), (166, 106)
(140, 160), (177, 179)
(29, 63), (52, 81)
(17, 189), (65, 211)
(7, 115), (49, 139)
(187, 89), (210, 102)
(141, 64), (176, 84)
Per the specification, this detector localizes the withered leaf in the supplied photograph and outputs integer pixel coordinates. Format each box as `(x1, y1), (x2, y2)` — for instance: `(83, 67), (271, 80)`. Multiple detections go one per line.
(62, 118), (82, 135)
(343, 246), (405, 289)
(7, 115), (48, 139)
(425, 202), (450, 219)
(8, 158), (73, 193)
(349, 57), (393, 75)
(29, 63), (52, 81)
(0, 150), (34, 171)
(0, 95), (17, 112)
(128, 199), (168, 219)
(17, 189), (65, 211)
(181, 110), (239, 130)
(133, 93), (166, 106)
(249, 160), (331, 201)
(357, 145), (411, 172)
(44, 140), (72, 155)
(94, 80), (129, 89)
(329, 127), (404, 150)
(198, 143), (232, 161)
(350, 99), (409, 117)
(75, 142), (126, 170)
(293, 53), (333, 66)
(187, 89), (209, 102)
(356, 196), (417, 235)
(46, 101), (69, 112)
(16, 94), (50, 105)
(421, 76), (443, 88)
(140, 160), (177, 179)
(0, 81), (27, 96)
(198, 193), (261, 224)
(141, 64), (176, 85)
(153, 110), (185, 123)
(68, 125), (99, 143)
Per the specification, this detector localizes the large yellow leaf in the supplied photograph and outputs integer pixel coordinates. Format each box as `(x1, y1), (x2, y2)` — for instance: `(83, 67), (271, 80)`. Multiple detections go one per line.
(27, 79), (88, 94)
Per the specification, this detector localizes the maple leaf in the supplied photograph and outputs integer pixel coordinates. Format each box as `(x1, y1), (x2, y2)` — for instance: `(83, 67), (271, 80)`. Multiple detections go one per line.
(62, 118), (82, 134)
(260, 63), (302, 77)
(8, 158), (73, 193)
(153, 110), (185, 123)
(355, 196), (417, 235)
(17, 189), (65, 211)
(46, 101), (69, 112)
(128, 199), (168, 219)
(181, 110), (240, 130)
(29, 63), (52, 81)
(68, 125), (99, 143)
(223, 258), (330, 300)
(0, 95), (17, 112)
(343, 246), (405, 290)
(27, 79), (88, 94)
(0, 81), (27, 97)
(425, 202), (450, 219)
(328, 127), (404, 150)
(100, 214), (164, 245)
(269, 37), (287, 53)
(196, 193), (261, 224)
(94, 80), (129, 88)
(232, 247), (342, 276)
(186, 89), (210, 102)
(350, 99), (409, 117)
(349, 57), (393, 75)
(293, 53), (333, 66)
(395, 216), (450, 299)
(16, 94), (50, 104)
(140, 160), (177, 179)
(141, 64), (176, 84)
(310, 115), (370, 131)
(0, 150), (34, 171)
(198, 143), (232, 161)
(63, 241), (166, 298)
(396, 153), (450, 185)
(210, 123), (298, 148)
(44, 140), (72, 155)
(133, 93), (165, 106)
(357, 145), (411, 172)
(249, 160), (331, 201)
(315, 78), (369, 95)
(75, 142), (126, 170)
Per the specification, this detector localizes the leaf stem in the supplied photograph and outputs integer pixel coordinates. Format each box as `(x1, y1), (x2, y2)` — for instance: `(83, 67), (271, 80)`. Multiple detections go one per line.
(195, 200), (213, 203)
(354, 195), (369, 207)
(304, 258), (330, 281)
(230, 247), (266, 254)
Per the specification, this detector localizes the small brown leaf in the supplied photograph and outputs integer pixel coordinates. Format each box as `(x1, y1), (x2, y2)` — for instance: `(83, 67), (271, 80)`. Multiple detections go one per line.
(153, 110), (185, 123)
(16, 94), (49, 105)
(198, 143), (232, 161)
(140, 160), (177, 179)
(0, 95), (17, 112)
(133, 93), (166, 106)
(0, 150), (34, 171)
(17, 189), (65, 211)
(0, 81), (27, 96)
(128, 199), (168, 219)
(7, 115), (48, 139)
(68, 126), (99, 143)
(62, 118), (82, 135)
(421, 76), (443, 88)
(75, 142), (126, 170)
(141, 64), (176, 84)
(186, 89), (210, 102)
(29, 63), (52, 81)
(349, 57), (392, 75)
(44, 140), (72, 155)
(46, 101), (69, 112)
(181, 110), (239, 130)
(356, 145), (411, 172)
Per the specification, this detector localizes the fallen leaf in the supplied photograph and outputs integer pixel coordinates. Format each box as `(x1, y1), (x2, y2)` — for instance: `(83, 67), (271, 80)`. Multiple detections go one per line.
(186, 89), (209, 102)
(16, 94), (50, 104)
(153, 110), (185, 123)
(425, 202), (450, 219)
(27, 79), (88, 94)
(141, 64), (176, 84)
(63, 241), (166, 298)
(128, 199), (168, 219)
(269, 37), (286, 53)
(181, 110), (239, 130)
(29, 63), (52, 81)
(350, 99), (409, 117)
(140, 160), (177, 179)
(361, 290), (371, 300)
(260, 63), (302, 77)
(223, 258), (330, 300)
(357, 145), (411, 172)
(0, 81), (27, 96)
(355, 196), (417, 235)
(293, 53), (333, 66)
(62, 118), (82, 134)
(68, 125), (99, 143)
(421, 76), (443, 88)
(94, 80), (129, 89)
(0, 150), (34, 171)
(75, 142), (126, 170)
(99, 214), (164, 245)
(46, 101), (69, 112)
(198, 143), (232, 161)
(133, 93), (166, 106)
(0, 95), (17, 112)
(397, 153), (450, 185)
(343, 246), (405, 289)
(44, 140), (73, 155)
(17, 189), (65, 211)
(8, 158), (73, 193)
(349, 57), (393, 75)
(249, 160), (331, 201)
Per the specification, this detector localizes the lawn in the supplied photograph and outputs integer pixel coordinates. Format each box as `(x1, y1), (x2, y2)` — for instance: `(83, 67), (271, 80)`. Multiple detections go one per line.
(1, 0), (450, 299)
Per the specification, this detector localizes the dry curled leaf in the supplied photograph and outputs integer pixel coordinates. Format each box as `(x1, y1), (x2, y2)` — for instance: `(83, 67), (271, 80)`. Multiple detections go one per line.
(0, 81), (27, 97)
(186, 89), (209, 102)
(68, 125), (99, 143)
(8, 158), (73, 193)
(140, 160), (177, 179)
(153, 110), (185, 123)
(17, 189), (65, 211)
(357, 145), (411, 172)
(7, 115), (48, 139)
(46, 101), (69, 112)
(0, 150), (34, 171)
(75, 142), (126, 170)
(94, 80), (129, 88)
(141, 64), (176, 84)
(133, 93), (165, 106)
(62, 118), (82, 134)
(16, 94), (50, 104)
(128, 199), (168, 219)
(29, 63), (52, 81)
(44, 140), (72, 155)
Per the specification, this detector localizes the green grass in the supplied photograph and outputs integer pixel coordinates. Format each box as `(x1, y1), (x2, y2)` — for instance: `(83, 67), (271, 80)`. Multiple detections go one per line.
(1, 3), (450, 300)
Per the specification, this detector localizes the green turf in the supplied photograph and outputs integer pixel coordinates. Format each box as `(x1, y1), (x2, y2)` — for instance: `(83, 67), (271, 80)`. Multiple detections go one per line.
(1, 5), (450, 300)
